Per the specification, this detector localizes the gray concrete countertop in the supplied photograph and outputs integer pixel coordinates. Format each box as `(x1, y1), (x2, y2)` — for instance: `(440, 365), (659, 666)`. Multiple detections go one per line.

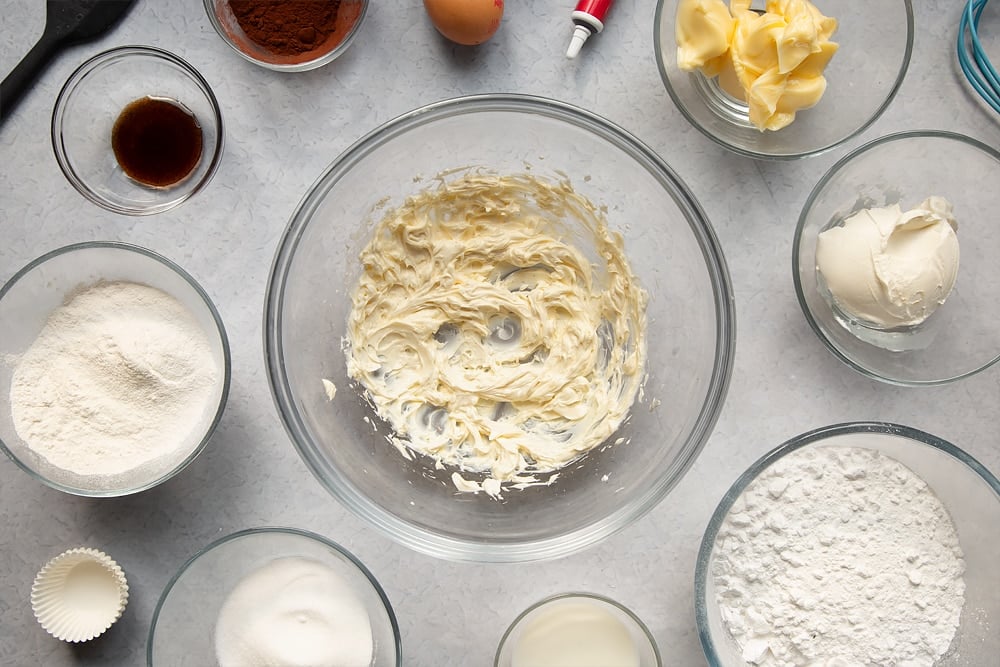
(1, 1), (998, 665)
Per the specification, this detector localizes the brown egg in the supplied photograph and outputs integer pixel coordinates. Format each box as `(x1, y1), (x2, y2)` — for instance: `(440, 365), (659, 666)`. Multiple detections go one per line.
(424, 0), (504, 46)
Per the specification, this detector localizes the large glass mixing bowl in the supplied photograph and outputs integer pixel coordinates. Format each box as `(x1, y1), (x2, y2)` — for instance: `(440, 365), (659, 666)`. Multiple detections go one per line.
(264, 94), (735, 562)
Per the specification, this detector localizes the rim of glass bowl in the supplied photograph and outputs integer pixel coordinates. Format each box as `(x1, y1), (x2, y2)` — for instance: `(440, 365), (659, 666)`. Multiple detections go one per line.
(146, 526), (402, 667)
(51, 45), (225, 216)
(263, 93), (737, 563)
(493, 591), (664, 667)
(693, 421), (1000, 666)
(202, 0), (370, 72)
(0, 241), (232, 497)
(792, 129), (1000, 386)
(652, 0), (915, 160)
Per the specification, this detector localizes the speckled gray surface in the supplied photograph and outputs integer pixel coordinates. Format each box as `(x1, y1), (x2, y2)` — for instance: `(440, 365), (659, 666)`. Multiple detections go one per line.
(1, 1), (998, 665)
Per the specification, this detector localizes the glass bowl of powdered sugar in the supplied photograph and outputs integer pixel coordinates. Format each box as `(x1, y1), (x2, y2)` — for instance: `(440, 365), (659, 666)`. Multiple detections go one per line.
(148, 526), (401, 666)
(0, 242), (230, 496)
(695, 422), (1000, 667)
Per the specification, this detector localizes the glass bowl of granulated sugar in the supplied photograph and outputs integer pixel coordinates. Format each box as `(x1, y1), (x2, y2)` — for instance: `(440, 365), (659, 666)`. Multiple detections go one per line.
(148, 526), (401, 666)
(695, 422), (1000, 667)
(0, 242), (231, 497)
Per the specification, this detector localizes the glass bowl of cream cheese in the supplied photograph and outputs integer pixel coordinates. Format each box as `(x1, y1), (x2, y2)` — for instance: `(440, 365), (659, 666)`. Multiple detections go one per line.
(695, 422), (1000, 667)
(148, 526), (401, 666)
(654, 0), (913, 159)
(264, 93), (736, 562)
(794, 130), (1000, 385)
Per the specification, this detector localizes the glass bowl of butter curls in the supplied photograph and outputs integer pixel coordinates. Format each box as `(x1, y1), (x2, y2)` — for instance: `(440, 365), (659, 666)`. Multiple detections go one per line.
(654, 0), (913, 159)
(695, 422), (1000, 667)
(264, 94), (736, 562)
(794, 130), (1000, 385)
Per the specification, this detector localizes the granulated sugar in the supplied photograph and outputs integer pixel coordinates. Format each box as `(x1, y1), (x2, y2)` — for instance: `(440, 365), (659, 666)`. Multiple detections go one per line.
(214, 556), (373, 667)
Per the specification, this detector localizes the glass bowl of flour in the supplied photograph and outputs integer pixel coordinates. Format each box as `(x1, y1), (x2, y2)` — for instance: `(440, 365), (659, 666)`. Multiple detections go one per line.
(695, 422), (1000, 667)
(148, 526), (401, 666)
(265, 94), (736, 562)
(0, 242), (230, 496)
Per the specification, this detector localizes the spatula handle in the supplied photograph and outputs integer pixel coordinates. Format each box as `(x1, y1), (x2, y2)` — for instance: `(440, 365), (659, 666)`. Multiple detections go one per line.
(0, 33), (61, 128)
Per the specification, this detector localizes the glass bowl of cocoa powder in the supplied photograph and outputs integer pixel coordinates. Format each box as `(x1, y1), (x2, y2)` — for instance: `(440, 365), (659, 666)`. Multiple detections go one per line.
(204, 0), (369, 72)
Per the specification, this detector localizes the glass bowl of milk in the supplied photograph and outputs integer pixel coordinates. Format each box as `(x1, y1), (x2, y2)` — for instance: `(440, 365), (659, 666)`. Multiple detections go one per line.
(495, 592), (661, 667)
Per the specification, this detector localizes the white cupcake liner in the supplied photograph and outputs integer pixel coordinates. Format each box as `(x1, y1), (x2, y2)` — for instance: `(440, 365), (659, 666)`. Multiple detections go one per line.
(31, 547), (129, 642)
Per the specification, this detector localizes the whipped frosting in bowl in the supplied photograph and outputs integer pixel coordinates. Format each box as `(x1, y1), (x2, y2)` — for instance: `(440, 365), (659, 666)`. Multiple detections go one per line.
(343, 172), (648, 499)
(265, 94), (735, 561)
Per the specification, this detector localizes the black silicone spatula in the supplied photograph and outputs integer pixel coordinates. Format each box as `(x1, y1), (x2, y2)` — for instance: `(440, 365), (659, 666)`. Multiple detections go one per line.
(0, 0), (138, 127)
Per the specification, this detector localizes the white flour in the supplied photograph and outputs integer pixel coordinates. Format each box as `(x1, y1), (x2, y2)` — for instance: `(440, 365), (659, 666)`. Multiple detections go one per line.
(9, 281), (219, 487)
(712, 445), (966, 667)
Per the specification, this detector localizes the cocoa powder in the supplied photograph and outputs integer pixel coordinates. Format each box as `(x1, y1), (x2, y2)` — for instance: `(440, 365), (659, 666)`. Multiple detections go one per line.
(224, 0), (363, 63)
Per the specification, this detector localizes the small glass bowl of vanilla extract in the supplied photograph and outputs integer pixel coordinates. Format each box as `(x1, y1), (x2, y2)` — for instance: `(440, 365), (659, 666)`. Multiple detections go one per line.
(52, 46), (224, 216)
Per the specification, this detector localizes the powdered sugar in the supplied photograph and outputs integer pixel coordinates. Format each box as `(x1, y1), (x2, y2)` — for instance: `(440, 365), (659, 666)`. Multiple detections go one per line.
(712, 445), (966, 667)
(9, 281), (220, 489)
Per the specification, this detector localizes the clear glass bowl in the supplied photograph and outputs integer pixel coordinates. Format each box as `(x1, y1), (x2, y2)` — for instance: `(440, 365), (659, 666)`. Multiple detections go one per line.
(264, 94), (736, 562)
(147, 527), (401, 666)
(696, 422), (1000, 666)
(494, 592), (662, 667)
(203, 0), (369, 71)
(654, 0), (913, 159)
(0, 242), (230, 496)
(51, 46), (224, 216)
(794, 130), (1000, 385)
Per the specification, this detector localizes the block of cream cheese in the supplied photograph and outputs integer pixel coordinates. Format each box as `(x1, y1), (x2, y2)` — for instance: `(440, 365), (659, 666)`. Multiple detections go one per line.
(815, 196), (960, 328)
